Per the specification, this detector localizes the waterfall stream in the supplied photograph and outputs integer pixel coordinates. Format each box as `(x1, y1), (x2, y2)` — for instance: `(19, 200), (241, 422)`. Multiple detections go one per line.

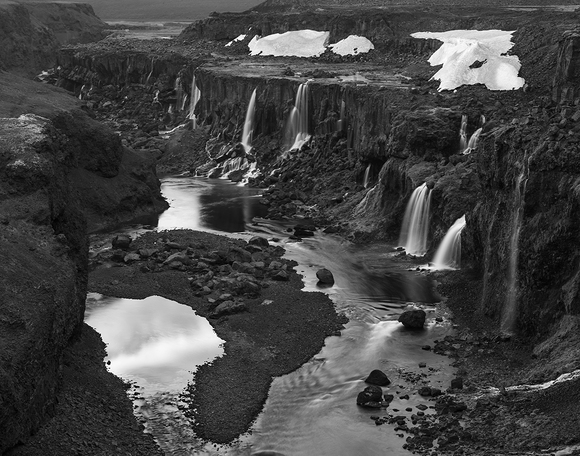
(459, 114), (468, 152)
(285, 82), (311, 152)
(501, 161), (529, 335)
(399, 183), (432, 256)
(431, 214), (466, 270)
(187, 76), (201, 128)
(241, 88), (257, 153)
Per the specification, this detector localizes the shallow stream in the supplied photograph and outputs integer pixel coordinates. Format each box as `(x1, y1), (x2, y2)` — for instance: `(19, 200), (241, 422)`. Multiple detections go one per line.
(86, 176), (456, 455)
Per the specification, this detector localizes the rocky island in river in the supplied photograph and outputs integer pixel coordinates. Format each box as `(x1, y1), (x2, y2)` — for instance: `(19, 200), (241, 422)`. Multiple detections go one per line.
(1, 0), (580, 454)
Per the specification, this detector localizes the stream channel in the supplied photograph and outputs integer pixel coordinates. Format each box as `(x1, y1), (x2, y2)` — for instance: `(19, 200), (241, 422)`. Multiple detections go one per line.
(86, 175), (456, 456)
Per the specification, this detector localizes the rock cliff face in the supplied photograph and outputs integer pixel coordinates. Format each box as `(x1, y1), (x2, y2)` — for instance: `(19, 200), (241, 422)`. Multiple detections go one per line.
(0, 74), (167, 450)
(0, 1), (107, 74)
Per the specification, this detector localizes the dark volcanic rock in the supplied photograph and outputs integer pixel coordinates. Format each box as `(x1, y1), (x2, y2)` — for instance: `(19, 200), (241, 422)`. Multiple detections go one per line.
(316, 268), (335, 285)
(398, 310), (426, 329)
(365, 369), (391, 386)
(357, 385), (384, 407)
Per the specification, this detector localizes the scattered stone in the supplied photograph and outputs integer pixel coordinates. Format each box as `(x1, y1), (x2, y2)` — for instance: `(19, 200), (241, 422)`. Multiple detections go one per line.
(112, 234), (132, 250)
(248, 236), (270, 248)
(421, 345), (431, 351)
(124, 253), (140, 263)
(398, 310), (426, 329)
(419, 362), (427, 368)
(365, 369), (391, 386)
(316, 268), (335, 285)
(210, 300), (248, 318)
(271, 270), (289, 281)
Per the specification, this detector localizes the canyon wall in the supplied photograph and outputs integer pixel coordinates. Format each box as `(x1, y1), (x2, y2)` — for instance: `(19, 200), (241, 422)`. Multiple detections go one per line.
(0, 2), (107, 74)
(0, 74), (167, 450)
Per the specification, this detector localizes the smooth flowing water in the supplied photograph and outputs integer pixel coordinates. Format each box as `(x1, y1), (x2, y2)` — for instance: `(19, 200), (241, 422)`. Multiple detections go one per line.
(431, 214), (466, 270)
(284, 82), (311, 152)
(241, 88), (257, 153)
(95, 176), (455, 455)
(459, 114), (468, 152)
(463, 127), (483, 155)
(187, 76), (201, 128)
(399, 183), (432, 256)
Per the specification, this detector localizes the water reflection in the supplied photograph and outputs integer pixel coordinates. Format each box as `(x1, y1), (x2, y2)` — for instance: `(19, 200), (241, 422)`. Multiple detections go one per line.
(158, 177), (267, 233)
(85, 293), (224, 394)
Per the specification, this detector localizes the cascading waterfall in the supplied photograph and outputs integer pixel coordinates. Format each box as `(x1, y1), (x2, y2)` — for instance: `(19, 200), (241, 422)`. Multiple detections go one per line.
(174, 76), (184, 112)
(241, 88), (257, 154)
(337, 99), (346, 132)
(501, 161), (530, 334)
(363, 164), (371, 188)
(399, 182), (432, 256)
(284, 82), (311, 151)
(187, 76), (201, 128)
(459, 114), (468, 152)
(431, 215), (466, 270)
(462, 127), (483, 155)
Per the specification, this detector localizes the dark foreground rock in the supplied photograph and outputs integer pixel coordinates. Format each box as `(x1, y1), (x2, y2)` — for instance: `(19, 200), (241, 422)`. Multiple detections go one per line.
(398, 309), (427, 329)
(88, 229), (348, 443)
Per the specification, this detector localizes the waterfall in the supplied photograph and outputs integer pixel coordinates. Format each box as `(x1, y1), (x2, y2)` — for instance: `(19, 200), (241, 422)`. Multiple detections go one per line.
(285, 82), (311, 151)
(187, 76), (201, 128)
(337, 99), (346, 132)
(399, 183), (432, 256)
(241, 88), (257, 154)
(174, 76), (184, 112)
(432, 215), (466, 270)
(462, 127), (483, 155)
(459, 114), (468, 152)
(501, 162), (529, 334)
(363, 164), (371, 188)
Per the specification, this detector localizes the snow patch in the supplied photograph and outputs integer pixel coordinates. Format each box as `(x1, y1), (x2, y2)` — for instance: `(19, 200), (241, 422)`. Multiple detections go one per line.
(411, 29), (525, 91)
(329, 35), (374, 56)
(225, 34), (246, 47)
(248, 30), (330, 57)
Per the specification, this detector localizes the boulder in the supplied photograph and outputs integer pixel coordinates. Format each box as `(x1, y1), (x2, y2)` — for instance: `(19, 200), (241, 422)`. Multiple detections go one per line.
(365, 369), (391, 386)
(112, 234), (132, 250)
(356, 385), (384, 408)
(398, 309), (426, 329)
(210, 300), (248, 319)
(316, 268), (335, 285)
(248, 236), (270, 248)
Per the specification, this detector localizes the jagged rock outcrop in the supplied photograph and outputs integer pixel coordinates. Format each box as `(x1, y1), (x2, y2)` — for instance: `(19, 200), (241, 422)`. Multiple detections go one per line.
(0, 2), (107, 74)
(552, 27), (580, 103)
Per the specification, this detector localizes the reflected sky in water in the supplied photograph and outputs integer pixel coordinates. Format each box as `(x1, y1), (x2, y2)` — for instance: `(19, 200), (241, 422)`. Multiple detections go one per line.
(85, 293), (224, 394)
(157, 177), (267, 233)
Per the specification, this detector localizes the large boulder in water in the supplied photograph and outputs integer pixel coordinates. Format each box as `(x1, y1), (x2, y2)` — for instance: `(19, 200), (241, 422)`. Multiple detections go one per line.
(398, 309), (426, 329)
(365, 369), (391, 386)
(316, 268), (335, 285)
(356, 385), (383, 408)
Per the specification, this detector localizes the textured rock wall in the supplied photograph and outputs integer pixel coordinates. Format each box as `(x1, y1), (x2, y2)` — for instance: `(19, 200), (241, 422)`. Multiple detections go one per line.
(0, 114), (88, 452)
(0, 2), (107, 74)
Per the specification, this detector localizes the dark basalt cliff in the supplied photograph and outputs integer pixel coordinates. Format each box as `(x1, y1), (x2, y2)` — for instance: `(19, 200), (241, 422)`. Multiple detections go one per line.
(0, 74), (167, 450)
(0, 1), (107, 74)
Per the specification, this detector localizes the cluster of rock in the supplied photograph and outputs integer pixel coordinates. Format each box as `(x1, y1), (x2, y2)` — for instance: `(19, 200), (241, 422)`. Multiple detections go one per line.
(101, 232), (294, 318)
(356, 367), (470, 454)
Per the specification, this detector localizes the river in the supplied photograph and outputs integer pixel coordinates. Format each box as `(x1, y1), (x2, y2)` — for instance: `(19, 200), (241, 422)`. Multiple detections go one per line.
(86, 175), (455, 456)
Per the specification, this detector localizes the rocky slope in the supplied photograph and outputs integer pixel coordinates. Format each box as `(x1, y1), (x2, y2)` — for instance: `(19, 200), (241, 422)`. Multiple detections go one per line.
(0, 1), (107, 75)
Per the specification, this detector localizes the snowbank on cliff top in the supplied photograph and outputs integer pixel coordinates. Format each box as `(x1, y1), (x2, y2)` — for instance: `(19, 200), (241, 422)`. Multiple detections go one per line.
(247, 31), (374, 57)
(249, 30), (330, 57)
(411, 30), (525, 91)
(329, 35), (374, 56)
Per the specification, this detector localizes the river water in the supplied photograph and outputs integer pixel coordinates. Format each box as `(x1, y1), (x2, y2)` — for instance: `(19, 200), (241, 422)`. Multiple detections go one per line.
(86, 175), (455, 456)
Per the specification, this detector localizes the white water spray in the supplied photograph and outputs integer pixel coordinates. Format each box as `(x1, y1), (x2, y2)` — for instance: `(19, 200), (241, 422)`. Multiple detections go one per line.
(399, 183), (432, 256)
(241, 88), (257, 154)
(432, 215), (466, 270)
(337, 99), (346, 132)
(174, 76), (184, 112)
(187, 76), (201, 129)
(285, 82), (311, 151)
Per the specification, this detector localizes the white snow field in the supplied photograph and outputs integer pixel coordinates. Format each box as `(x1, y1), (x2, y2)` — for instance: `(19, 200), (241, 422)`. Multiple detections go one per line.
(329, 35), (375, 56)
(411, 30), (526, 91)
(248, 30), (330, 57)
